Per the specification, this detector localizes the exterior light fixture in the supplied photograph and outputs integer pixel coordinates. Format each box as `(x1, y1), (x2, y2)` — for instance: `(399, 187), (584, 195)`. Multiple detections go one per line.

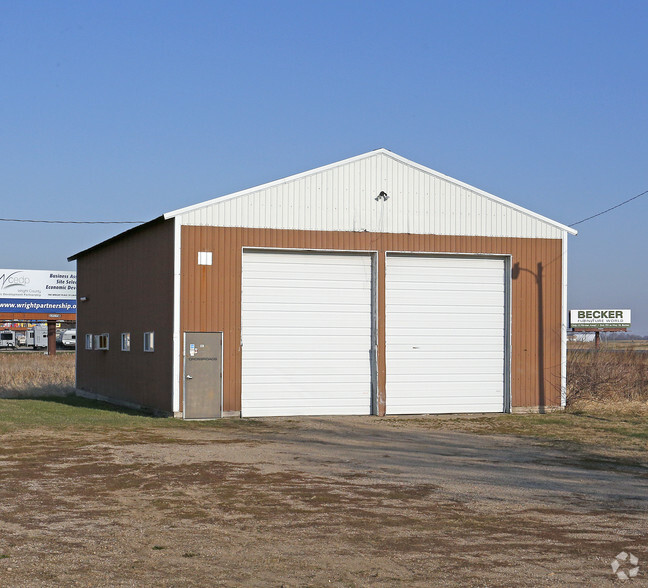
(375, 191), (389, 201)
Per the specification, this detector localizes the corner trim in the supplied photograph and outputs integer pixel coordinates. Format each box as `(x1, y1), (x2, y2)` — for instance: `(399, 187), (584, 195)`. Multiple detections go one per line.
(172, 217), (182, 413)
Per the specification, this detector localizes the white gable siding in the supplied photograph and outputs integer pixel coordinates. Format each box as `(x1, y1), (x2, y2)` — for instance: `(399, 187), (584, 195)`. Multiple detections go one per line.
(171, 151), (568, 239)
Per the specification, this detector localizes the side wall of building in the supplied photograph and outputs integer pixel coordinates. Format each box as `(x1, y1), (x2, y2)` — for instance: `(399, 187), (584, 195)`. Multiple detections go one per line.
(75, 219), (175, 412)
(179, 226), (563, 414)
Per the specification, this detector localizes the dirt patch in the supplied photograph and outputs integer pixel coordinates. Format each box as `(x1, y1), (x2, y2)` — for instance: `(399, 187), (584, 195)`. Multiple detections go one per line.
(1, 417), (647, 586)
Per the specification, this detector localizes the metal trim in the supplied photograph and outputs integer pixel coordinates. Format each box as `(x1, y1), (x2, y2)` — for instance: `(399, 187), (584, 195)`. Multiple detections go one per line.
(561, 235), (568, 407)
(172, 217), (182, 413)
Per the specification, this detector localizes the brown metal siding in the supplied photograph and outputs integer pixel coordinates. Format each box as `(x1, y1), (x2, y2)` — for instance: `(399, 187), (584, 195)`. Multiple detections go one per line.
(180, 226), (563, 414)
(75, 219), (175, 412)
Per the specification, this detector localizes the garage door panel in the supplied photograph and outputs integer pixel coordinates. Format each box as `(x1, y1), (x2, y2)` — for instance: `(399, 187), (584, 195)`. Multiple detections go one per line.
(394, 396), (503, 408)
(240, 353), (369, 370)
(391, 403), (503, 415)
(243, 333), (370, 349)
(387, 316), (504, 330)
(386, 255), (506, 415)
(243, 353), (371, 365)
(243, 378), (370, 388)
(388, 330), (503, 343)
(243, 406), (368, 418)
(388, 351), (504, 362)
(387, 279), (504, 290)
(388, 362), (504, 375)
(242, 250), (372, 417)
(388, 292), (504, 307)
(388, 305), (504, 316)
(394, 382), (503, 392)
(243, 295), (370, 307)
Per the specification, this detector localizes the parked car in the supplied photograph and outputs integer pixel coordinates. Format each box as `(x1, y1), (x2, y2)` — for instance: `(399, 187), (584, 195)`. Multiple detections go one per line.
(61, 329), (76, 347)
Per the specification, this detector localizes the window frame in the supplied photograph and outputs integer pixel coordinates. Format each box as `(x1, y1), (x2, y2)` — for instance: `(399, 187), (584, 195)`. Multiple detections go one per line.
(94, 333), (109, 351)
(144, 331), (155, 352)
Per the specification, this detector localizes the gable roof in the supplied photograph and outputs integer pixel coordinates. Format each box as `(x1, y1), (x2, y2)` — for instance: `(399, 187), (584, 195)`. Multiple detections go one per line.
(164, 149), (577, 238)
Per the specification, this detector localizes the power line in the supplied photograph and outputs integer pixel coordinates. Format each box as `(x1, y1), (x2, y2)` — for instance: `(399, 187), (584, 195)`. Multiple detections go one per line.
(570, 189), (648, 227)
(0, 218), (145, 224)
(3, 186), (646, 228)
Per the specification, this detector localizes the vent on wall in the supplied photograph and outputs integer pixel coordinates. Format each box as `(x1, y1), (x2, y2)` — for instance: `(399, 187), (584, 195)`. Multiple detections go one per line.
(198, 251), (213, 265)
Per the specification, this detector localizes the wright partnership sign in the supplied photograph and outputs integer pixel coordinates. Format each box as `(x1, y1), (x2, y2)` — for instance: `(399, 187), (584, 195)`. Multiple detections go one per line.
(0, 269), (76, 314)
(570, 309), (631, 329)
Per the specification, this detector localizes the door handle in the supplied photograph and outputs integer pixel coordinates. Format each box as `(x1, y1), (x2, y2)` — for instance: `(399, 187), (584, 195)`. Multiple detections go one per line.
(186, 375), (192, 379)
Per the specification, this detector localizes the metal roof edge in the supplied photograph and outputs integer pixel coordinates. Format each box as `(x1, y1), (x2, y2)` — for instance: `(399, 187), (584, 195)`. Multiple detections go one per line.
(164, 148), (577, 236)
(163, 149), (390, 220)
(67, 216), (166, 261)
(379, 151), (578, 236)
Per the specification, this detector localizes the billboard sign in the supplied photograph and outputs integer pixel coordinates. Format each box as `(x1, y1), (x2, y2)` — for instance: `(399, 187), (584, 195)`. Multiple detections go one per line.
(0, 269), (76, 314)
(569, 309), (631, 329)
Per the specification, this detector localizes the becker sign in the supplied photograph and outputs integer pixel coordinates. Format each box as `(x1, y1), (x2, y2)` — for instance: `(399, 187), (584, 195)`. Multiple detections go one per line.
(570, 309), (631, 329)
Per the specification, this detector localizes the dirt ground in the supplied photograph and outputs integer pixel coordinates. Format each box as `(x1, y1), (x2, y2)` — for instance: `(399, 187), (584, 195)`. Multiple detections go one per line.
(1, 415), (647, 587)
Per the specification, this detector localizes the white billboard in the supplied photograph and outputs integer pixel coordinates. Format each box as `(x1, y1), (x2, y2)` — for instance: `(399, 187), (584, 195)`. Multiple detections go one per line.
(0, 269), (76, 315)
(0, 269), (76, 299)
(569, 309), (631, 329)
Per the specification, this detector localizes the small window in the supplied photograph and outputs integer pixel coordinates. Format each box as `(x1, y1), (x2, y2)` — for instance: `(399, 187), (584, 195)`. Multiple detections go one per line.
(121, 332), (130, 351)
(94, 333), (109, 350)
(197, 251), (212, 265)
(144, 331), (154, 352)
(85, 334), (93, 350)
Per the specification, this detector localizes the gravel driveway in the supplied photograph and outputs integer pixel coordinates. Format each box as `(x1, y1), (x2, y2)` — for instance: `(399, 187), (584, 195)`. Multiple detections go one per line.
(1, 416), (646, 586)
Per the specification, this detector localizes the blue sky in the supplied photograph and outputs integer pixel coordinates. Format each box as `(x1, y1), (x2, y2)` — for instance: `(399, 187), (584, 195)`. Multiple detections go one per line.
(2, 0), (647, 333)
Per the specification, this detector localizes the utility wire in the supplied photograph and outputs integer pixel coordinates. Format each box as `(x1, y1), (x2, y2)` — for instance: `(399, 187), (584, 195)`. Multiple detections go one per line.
(4, 186), (647, 227)
(0, 218), (145, 224)
(570, 189), (648, 227)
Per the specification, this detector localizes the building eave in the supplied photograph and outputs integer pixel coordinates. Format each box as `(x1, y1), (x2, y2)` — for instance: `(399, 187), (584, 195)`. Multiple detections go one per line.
(67, 216), (166, 261)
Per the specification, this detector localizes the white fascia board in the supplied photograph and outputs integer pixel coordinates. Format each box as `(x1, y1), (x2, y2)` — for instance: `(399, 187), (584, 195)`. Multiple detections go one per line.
(164, 148), (578, 236)
(560, 234), (568, 407)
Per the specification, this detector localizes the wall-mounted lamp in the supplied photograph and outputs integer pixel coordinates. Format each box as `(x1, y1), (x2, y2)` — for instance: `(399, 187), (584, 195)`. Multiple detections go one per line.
(375, 190), (389, 201)
(80, 296), (89, 302)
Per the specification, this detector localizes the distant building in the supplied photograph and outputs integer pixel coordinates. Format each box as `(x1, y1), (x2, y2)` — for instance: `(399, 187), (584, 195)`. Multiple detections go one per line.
(567, 332), (595, 343)
(69, 149), (577, 418)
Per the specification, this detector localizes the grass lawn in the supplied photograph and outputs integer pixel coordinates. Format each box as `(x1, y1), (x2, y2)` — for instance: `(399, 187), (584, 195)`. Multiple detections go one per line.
(0, 395), (265, 435)
(386, 410), (648, 468)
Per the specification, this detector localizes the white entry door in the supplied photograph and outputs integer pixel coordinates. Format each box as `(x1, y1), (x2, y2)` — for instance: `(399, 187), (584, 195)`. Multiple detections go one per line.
(386, 254), (507, 414)
(241, 250), (373, 417)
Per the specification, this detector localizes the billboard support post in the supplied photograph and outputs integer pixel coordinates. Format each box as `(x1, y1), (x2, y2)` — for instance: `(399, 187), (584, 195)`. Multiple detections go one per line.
(47, 320), (57, 356)
(571, 327), (628, 351)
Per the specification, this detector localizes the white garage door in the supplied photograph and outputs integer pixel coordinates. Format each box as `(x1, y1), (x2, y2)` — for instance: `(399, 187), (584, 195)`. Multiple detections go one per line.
(242, 250), (373, 417)
(386, 255), (506, 414)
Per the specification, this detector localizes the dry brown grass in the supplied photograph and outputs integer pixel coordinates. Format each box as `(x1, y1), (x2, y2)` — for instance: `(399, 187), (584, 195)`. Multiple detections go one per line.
(0, 352), (75, 398)
(567, 349), (648, 414)
(569, 339), (648, 352)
